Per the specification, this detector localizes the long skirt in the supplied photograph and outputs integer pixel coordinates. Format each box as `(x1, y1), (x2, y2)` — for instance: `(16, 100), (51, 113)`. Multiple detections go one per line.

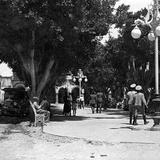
(63, 102), (71, 114)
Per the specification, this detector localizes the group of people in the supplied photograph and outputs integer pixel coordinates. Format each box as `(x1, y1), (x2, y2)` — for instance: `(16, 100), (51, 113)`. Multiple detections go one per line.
(29, 84), (149, 125)
(63, 90), (80, 116)
(62, 89), (104, 116)
(89, 91), (103, 114)
(127, 84), (149, 125)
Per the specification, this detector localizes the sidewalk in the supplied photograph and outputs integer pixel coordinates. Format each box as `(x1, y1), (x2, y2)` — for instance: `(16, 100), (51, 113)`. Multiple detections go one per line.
(44, 106), (160, 144)
(1, 105), (160, 160)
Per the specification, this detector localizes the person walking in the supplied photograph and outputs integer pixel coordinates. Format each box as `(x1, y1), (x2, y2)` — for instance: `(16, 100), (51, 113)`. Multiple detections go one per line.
(63, 89), (71, 116)
(96, 91), (103, 113)
(126, 84), (137, 124)
(72, 95), (77, 116)
(133, 85), (149, 125)
(89, 90), (97, 114)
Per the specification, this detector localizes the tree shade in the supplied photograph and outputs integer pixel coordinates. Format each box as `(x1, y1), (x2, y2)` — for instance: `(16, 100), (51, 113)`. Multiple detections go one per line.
(0, 0), (118, 99)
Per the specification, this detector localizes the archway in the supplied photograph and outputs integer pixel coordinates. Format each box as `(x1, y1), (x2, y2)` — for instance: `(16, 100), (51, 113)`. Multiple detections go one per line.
(55, 80), (78, 103)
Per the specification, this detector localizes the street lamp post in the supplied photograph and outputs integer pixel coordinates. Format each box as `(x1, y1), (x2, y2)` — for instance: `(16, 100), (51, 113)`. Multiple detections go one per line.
(73, 69), (88, 98)
(66, 72), (73, 93)
(131, 0), (160, 129)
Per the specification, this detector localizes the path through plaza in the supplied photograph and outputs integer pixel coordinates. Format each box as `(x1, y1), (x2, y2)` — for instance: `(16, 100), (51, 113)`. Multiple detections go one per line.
(45, 105), (159, 143)
(0, 105), (160, 160)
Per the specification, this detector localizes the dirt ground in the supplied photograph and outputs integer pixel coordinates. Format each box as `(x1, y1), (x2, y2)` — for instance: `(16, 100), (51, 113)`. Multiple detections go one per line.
(0, 119), (110, 160)
(1, 110), (160, 160)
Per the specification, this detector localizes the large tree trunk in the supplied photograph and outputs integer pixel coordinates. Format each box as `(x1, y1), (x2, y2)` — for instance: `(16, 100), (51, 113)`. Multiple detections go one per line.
(36, 58), (55, 98)
(30, 30), (36, 97)
(15, 30), (56, 99)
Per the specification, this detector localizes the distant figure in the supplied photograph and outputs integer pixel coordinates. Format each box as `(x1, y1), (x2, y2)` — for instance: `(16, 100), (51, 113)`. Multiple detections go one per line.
(126, 84), (137, 125)
(72, 95), (77, 116)
(63, 90), (71, 116)
(89, 91), (97, 114)
(69, 92), (72, 110)
(96, 92), (103, 113)
(79, 95), (85, 109)
(121, 87), (128, 110)
(133, 85), (149, 125)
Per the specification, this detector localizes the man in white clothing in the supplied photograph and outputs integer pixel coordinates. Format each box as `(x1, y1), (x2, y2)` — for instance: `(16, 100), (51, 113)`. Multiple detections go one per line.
(127, 84), (137, 124)
(133, 85), (149, 125)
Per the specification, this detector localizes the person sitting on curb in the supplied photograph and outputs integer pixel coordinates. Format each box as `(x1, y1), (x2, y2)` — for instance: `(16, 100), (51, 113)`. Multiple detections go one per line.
(132, 85), (149, 125)
(33, 97), (50, 122)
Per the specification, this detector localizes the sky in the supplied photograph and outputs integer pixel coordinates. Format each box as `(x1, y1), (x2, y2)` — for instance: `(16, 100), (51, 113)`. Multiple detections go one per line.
(0, 63), (13, 77)
(0, 0), (154, 76)
(116, 0), (153, 12)
(101, 0), (153, 45)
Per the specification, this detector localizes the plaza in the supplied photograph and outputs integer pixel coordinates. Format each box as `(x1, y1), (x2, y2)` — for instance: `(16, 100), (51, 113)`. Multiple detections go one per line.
(0, 105), (160, 160)
(1, 1), (160, 160)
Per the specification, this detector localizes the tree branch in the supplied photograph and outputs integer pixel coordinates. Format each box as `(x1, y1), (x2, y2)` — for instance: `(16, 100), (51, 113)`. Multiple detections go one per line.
(37, 57), (56, 97)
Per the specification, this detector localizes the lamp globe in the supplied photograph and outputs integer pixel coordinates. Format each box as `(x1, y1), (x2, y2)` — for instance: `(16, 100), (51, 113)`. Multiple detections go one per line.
(131, 26), (141, 39)
(155, 25), (160, 36)
(148, 32), (155, 41)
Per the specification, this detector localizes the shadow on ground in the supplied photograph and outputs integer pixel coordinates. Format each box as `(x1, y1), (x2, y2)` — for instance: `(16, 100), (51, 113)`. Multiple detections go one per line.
(50, 115), (89, 122)
(0, 116), (29, 124)
(0, 108), (141, 123)
(50, 109), (130, 122)
(103, 109), (129, 116)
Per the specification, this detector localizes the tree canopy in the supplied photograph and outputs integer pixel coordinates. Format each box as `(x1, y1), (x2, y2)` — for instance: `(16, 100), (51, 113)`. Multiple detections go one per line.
(0, 0), (118, 98)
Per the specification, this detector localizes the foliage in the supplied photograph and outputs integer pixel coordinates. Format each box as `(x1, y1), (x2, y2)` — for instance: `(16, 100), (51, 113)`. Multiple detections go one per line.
(85, 43), (115, 92)
(107, 7), (154, 91)
(0, 0), (118, 98)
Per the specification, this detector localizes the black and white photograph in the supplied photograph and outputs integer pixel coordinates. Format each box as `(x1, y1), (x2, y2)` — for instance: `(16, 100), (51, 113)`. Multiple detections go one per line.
(0, 0), (160, 160)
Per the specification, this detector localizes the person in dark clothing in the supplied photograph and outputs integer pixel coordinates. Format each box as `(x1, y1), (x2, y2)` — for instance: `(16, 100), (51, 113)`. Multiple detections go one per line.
(71, 93), (77, 116)
(89, 90), (97, 114)
(96, 92), (103, 113)
(63, 89), (71, 116)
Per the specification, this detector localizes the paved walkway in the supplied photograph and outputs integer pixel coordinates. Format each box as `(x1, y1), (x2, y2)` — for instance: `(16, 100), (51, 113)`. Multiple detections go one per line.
(1, 104), (160, 160)
(44, 105), (160, 144)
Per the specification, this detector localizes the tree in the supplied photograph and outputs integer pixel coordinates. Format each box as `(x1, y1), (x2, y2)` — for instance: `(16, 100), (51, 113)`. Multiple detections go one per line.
(0, 0), (118, 98)
(85, 43), (115, 91)
(108, 6), (154, 90)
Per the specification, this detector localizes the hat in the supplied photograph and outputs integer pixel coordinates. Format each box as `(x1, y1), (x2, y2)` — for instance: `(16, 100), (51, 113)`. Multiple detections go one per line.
(130, 84), (136, 88)
(33, 97), (39, 101)
(135, 85), (142, 91)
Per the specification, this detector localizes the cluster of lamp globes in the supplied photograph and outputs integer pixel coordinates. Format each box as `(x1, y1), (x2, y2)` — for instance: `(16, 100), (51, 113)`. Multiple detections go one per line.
(131, 25), (160, 41)
(73, 77), (88, 82)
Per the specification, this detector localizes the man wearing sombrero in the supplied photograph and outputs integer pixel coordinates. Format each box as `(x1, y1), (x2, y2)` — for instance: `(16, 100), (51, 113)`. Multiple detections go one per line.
(126, 83), (137, 124)
(133, 85), (149, 125)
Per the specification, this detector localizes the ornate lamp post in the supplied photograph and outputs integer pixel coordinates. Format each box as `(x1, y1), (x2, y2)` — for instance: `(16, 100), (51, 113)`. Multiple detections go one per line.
(73, 69), (88, 98)
(131, 0), (160, 129)
(66, 72), (73, 93)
